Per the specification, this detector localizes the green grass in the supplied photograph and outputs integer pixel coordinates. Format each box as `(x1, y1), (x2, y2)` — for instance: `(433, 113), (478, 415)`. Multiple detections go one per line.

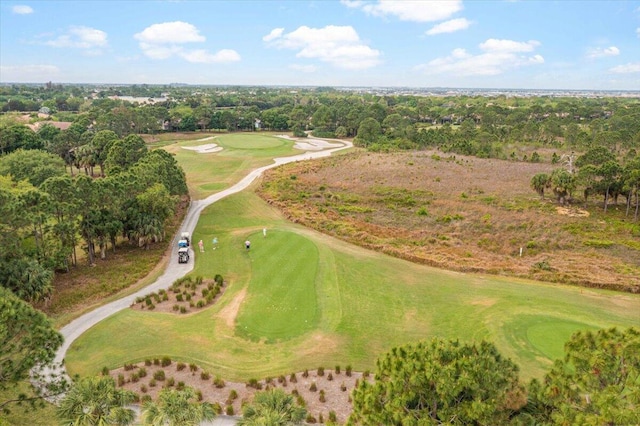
(66, 191), (640, 383)
(236, 230), (319, 343)
(0, 382), (58, 426)
(163, 132), (301, 199)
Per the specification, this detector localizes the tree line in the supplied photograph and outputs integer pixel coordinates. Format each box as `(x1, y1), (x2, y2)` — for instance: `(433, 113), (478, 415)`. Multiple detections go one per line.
(531, 146), (640, 220)
(0, 131), (188, 304)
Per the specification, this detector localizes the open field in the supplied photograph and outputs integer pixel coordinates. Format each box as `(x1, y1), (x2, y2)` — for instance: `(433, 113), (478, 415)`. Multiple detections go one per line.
(257, 150), (640, 291)
(66, 190), (640, 385)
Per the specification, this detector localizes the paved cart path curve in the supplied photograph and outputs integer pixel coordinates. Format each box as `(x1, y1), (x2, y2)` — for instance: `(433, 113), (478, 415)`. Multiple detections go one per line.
(39, 138), (352, 412)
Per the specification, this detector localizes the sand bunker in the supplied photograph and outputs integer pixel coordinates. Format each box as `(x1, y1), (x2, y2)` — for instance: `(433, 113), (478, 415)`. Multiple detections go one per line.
(181, 143), (223, 153)
(276, 134), (343, 151)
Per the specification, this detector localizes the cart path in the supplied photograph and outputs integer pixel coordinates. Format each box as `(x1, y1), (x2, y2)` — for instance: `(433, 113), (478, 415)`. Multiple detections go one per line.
(42, 138), (352, 393)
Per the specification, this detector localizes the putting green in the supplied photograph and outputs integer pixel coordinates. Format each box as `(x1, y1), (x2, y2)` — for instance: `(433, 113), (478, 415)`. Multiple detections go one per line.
(236, 230), (319, 343)
(217, 134), (289, 150)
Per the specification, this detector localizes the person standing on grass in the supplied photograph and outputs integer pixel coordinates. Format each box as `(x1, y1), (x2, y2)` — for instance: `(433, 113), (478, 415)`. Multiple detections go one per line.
(198, 239), (204, 252)
(245, 240), (251, 250)
(212, 237), (218, 250)
(263, 228), (267, 238)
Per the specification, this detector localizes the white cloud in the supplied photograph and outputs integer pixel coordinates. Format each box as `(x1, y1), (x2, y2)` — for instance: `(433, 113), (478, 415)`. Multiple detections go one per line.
(262, 28), (284, 42)
(180, 49), (240, 64)
(12, 5), (33, 14)
(586, 46), (620, 59)
(264, 25), (381, 70)
(609, 62), (640, 74)
(479, 39), (539, 53)
(340, 0), (365, 8)
(426, 18), (471, 35)
(290, 64), (317, 72)
(416, 38), (544, 76)
(354, 0), (463, 22)
(43, 26), (107, 54)
(0, 65), (60, 82)
(134, 21), (205, 44)
(135, 21), (239, 64)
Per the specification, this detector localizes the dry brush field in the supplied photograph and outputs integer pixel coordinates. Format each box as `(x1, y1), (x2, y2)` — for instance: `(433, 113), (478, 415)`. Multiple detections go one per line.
(258, 150), (640, 292)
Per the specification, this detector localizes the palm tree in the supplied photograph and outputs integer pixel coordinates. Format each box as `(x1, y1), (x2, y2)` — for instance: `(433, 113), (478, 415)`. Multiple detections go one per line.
(239, 389), (306, 426)
(57, 376), (136, 426)
(142, 387), (215, 426)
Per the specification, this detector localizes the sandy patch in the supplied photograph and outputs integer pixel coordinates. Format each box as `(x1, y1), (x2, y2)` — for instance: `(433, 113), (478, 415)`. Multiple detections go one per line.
(556, 206), (590, 217)
(182, 143), (224, 154)
(112, 362), (371, 424)
(217, 287), (247, 327)
(276, 135), (344, 151)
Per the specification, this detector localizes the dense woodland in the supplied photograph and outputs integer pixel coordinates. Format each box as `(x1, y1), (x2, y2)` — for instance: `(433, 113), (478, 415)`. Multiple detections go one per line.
(1, 84), (639, 425)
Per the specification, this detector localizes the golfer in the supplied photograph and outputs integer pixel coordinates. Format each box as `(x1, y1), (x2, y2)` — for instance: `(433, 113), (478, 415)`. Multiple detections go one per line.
(245, 240), (251, 250)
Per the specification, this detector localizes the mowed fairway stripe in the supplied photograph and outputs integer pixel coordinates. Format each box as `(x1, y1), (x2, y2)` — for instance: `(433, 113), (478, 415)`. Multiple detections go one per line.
(236, 231), (319, 342)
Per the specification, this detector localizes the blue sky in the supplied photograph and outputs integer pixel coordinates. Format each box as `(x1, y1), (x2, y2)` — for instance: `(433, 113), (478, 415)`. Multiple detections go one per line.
(1, 0), (639, 89)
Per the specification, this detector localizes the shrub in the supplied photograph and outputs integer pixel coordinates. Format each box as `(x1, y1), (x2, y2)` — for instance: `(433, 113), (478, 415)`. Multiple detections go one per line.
(144, 359), (152, 366)
(196, 300), (205, 308)
(289, 373), (297, 383)
(117, 374), (125, 387)
(246, 378), (259, 389)
(214, 274), (223, 285)
(180, 306), (187, 314)
(212, 402), (222, 414)
(153, 358), (160, 366)
(176, 381), (185, 391)
(196, 389), (203, 401)
(302, 369), (309, 378)
(172, 304), (179, 311)
(319, 413), (324, 423)
(225, 405), (234, 416)
(138, 367), (147, 378)
(296, 394), (306, 407)
(153, 370), (165, 381)
(277, 375), (285, 383)
(130, 373), (139, 383)
(189, 363), (198, 372)
(195, 276), (203, 285)
(340, 382), (347, 392)
(319, 390), (326, 402)
(141, 394), (152, 403)
(101, 366), (109, 376)
(317, 367), (324, 376)
(306, 414), (317, 424)
(186, 294), (192, 302)
(176, 362), (186, 371)
(140, 384), (148, 393)
(166, 377), (175, 387)
(161, 356), (171, 367)
(346, 365), (352, 376)
(147, 303), (155, 310)
(124, 363), (135, 371)
(214, 376), (225, 388)
(200, 371), (210, 380)
(201, 289), (209, 298)
(363, 370), (370, 377)
(329, 411), (337, 423)
(335, 365), (341, 374)
(149, 379), (157, 387)
(176, 294), (183, 302)
(327, 373), (333, 381)
(229, 389), (238, 401)
(309, 382), (317, 392)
